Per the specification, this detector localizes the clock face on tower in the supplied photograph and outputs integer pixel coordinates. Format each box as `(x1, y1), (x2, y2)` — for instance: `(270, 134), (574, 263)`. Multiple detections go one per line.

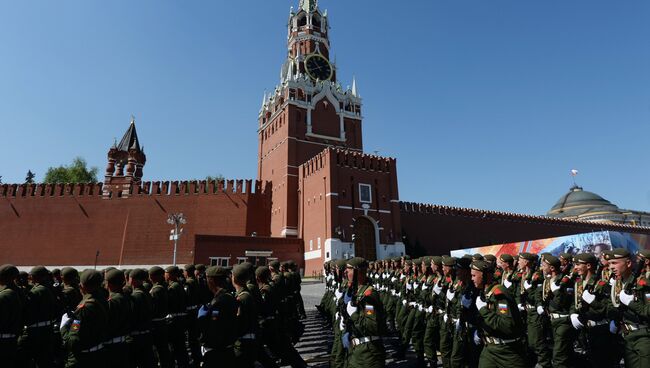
(304, 54), (333, 81)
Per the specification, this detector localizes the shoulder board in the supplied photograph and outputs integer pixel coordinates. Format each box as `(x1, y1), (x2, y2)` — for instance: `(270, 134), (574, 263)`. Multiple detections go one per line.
(76, 303), (85, 309)
(598, 280), (606, 287)
(492, 285), (506, 296)
(494, 270), (502, 277)
(364, 286), (373, 297)
(638, 277), (648, 287)
(533, 273), (540, 281)
(561, 276), (570, 284)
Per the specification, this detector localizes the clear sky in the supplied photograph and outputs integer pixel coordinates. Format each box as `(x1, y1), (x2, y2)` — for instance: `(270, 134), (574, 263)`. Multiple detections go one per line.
(1, 0), (648, 215)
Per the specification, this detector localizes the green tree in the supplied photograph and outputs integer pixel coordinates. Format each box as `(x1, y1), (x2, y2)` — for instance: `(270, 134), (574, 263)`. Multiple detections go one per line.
(44, 157), (98, 183)
(25, 170), (36, 184)
(205, 174), (225, 182)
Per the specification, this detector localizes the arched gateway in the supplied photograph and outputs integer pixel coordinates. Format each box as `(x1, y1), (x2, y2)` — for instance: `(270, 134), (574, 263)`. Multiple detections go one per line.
(353, 216), (377, 260)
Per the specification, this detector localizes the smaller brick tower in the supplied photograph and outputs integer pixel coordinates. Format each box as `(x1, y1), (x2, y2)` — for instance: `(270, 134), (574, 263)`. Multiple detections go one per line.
(103, 116), (146, 198)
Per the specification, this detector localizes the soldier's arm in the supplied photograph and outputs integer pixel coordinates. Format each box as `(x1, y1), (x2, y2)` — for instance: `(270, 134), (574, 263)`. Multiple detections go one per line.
(477, 287), (518, 335)
(62, 302), (92, 353)
(626, 279), (650, 319)
(350, 288), (384, 337)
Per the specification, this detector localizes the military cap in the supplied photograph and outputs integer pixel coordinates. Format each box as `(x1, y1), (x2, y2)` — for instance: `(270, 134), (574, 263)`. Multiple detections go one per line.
(269, 260), (281, 270)
(184, 264), (196, 273)
(165, 266), (180, 276)
(404, 259), (413, 266)
(606, 248), (630, 260)
(442, 256), (456, 266)
(288, 260), (297, 267)
(601, 250), (613, 259)
(129, 268), (148, 281)
(30, 266), (49, 279)
(206, 266), (228, 278)
(519, 252), (537, 262)
(103, 266), (117, 273)
(80, 269), (103, 289)
(61, 267), (78, 279)
(51, 268), (61, 276)
(335, 259), (348, 269)
(240, 262), (255, 273)
(195, 264), (206, 272)
(559, 253), (573, 262)
(484, 254), (497, 262)
(457, 256), (472, 270)
(232, 264), (250, 282)
(255, 266), (271, 280)
(403, 255), (412, 260)
(543, 255), (561, 269)
(347, 257), (369, 269)
(472, 253), (484, 261)
(106, 269), (125, 285)
(499, 254), (514, 264)
(574, 253), (597, 265)
(431, 256), (443, 266)
(471, 260), (491, 273)
(148, 266), (165, 277)
(0, 264), (19, 281)
(637, 249), (650, 259)
(413, 258), (422, 266)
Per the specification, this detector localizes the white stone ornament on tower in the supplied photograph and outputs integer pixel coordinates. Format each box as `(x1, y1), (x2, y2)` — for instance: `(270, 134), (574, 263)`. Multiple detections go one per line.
(351, 77), (358, 97)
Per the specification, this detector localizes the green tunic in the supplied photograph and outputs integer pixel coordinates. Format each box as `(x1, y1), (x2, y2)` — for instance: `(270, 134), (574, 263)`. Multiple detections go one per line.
(62, 291), (109, 368)
(345, 284), (386, 368)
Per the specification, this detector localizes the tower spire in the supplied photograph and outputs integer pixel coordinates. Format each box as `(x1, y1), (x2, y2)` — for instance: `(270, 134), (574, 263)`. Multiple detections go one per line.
(351, 76), (358, 97)
(300, 0), (317, 13)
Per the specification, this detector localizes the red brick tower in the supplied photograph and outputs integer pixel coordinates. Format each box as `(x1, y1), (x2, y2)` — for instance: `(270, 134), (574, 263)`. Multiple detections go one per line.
(258, 0), (364, 238)
(103, 116), (147, 198)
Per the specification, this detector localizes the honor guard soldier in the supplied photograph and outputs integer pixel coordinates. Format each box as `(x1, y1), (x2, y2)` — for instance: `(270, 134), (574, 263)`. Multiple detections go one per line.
(61, 269), (109, 368)
(340, 257), (387, 368)
(0, 265), (22, 368)
(469, 260), (526, 368)
(606, 248), (650, 368)
(568, 252), (617, 368)
(61, 267), (83, 312)
(183, 264), (202, 367)
(232, 263), (259, 368)
(448, 255), (478, 368)
(17, 266), (57, 367)
(197, 266), (238, 367)
(437, 255), (456, 368)
(423, 256), (444, 367)
(127, 268), (157, 368)
(330, 258), (350, 368)
(538, 255), (576, 368)
(104, 269), (132, 367)
(149, 266), (173, 368)
(165, 266), (190, 367)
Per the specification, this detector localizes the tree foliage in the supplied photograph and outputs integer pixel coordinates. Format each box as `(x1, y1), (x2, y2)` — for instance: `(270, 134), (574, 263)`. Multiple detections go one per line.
(25, 170), (36, 184)
(44, 157), (98, 183)
(205, 174), (225, 182)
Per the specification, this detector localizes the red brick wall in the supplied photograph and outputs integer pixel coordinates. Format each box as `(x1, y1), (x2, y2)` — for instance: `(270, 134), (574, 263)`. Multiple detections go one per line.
(0, 181), (271, 266)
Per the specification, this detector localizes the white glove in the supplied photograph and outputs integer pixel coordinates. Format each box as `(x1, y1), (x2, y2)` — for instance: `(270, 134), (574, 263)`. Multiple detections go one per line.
(433, 284), (443, 295)
(582, 290), (596, 304)
(334, 289), (343, 300)
(406, 283), (413, 291)
(550, 281), (561, 292)
(517, 304), (525, 312)
(427, 306), (433, 314)
(475, 297), (487, 311)
(473, 330), (481, 345)
(390, 290), (395, 296)
(455, 319), (461, 332)
(609, 320), (618, 334)
(446, 289), (456, 301)
(422, 284), (429, 291)
(619, 290), (634, 306)
(332, 296), (337, 302)
(339, 317), (345, 331)
(60, 312), (72, 331)
(402, 299), (407, 306)
(391, 277), (397, 282)
(570, 314), (583, 330)
(443, 313), (448, 323)
(396, 292), (401, 297)
(503, 279), (512, 288)
(418, 304), (424, 312)
(523, 280), (532, 290)
(346, 301), (357, 316)
(461, 295), (472, 309)
(414, 283), (420, 289)
(537, 306), (545, 315)
(609, 278), (616, 286)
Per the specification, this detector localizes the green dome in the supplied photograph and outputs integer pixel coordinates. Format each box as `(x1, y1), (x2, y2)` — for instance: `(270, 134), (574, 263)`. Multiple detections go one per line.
(547, 186), (619, 218)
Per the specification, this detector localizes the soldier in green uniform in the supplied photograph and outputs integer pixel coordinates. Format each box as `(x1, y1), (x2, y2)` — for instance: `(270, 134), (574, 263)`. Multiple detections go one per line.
(165, 266), (190, 367)
(330, 259), (350, 368)
(197, 266), (238, 367)
(568, 253), (616, 368)
(183, 264), (202, 367)
(423, 256), (444, 367)
(450, 255), (479, 368)
(103, 268), (132, 367)
(61, 269), (109, 368)
(468, 260), (526, 368)
(0, 265), (22, 368)
(17, 266), (57, 367)
(606, 248), (650, 368)
(340, 257), (386, 368)
(149, 266), (173, 368)
(497, 254), (518, 296)
(231, 263), (259, 368)
(61, 267), (82, 312)
(438, 256), (455, 368)
(537, 255), (576, 368)
(127, 268), (157, 368)
(517, 252), (551, 368)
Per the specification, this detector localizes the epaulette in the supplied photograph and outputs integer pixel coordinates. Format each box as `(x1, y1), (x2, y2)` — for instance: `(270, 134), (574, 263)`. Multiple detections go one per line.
(561, 276), (570, 284)
(492, 285), (506, 296)
(638, 277), (648, 287)
(364, 286), (373, 297)
(597, 280), (607, 287)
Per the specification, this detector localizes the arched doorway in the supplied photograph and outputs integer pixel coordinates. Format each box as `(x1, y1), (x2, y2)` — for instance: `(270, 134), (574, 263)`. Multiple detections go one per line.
(353, 216), (377, 260)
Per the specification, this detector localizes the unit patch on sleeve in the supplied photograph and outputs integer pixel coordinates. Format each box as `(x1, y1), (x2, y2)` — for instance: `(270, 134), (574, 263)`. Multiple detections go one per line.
(498, 303), (508, 314)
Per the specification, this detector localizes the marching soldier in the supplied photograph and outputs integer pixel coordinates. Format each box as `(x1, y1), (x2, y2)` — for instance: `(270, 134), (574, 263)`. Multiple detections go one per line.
(127, 268), (157, 368)
(60, 269), (109, 368)
(330, 259), (350, 368)
(423, 256), (444, 367)
(232, 263), (259, 368)
(183, 264), (202, 367)
(438, 256), (455, 368)
(197, 266), (238, 367)
(104, 268), (132, 367)
(148, 266), (173, 368)
(0, 264), (22, 368)
(605, 248), (650, 368)
(165, 266), (190, 367)
(468, 260), (526, 368)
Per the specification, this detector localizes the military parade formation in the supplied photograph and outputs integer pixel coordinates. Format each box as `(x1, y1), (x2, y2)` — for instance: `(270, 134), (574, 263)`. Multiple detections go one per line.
(0, 260), (308, 368)
(318, 249), (650, 368)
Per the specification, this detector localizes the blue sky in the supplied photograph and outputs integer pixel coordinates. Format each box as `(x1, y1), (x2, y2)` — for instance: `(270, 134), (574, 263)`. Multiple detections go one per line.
(0, 0), (648, 215)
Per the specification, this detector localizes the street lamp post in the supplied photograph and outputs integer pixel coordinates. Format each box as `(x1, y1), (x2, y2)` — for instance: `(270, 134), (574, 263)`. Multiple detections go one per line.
(167, 213), (187, 266)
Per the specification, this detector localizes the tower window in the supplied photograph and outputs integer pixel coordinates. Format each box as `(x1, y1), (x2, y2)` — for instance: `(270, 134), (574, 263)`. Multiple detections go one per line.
(359, 183), (372, 204)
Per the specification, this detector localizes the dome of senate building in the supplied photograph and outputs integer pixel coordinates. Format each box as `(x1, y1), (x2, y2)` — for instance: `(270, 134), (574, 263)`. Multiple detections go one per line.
(547, 185), (620, 219)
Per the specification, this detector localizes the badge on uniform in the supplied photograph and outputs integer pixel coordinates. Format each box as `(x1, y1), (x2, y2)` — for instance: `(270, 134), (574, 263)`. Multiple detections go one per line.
(71, 320), (81, 331)
(645, 293), (650, 302)
(365, 305), (375, 316)
(498, 303), (508, 314)
(211, 310), (220, 320)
